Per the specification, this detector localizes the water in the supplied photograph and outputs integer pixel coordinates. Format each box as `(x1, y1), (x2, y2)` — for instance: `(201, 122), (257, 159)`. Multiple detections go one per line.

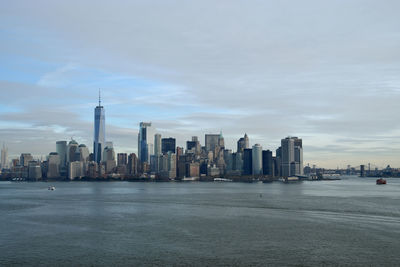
(1, 176), (399, 266)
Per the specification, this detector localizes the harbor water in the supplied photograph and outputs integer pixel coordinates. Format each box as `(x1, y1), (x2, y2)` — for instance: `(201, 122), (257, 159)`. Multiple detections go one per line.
(1, 176), (399, 266)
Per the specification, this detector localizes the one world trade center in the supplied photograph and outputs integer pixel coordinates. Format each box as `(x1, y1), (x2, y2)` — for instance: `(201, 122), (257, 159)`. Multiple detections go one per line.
(94, 90), (105, 164)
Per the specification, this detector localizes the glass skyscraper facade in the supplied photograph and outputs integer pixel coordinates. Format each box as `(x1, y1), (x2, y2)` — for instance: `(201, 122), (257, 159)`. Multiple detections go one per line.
(138, 122), (151, 163)
(93, 95), (105, 164)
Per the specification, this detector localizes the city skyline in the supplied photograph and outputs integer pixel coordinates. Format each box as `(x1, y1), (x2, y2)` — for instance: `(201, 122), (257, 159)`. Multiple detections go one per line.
(1, 1), (400, 168)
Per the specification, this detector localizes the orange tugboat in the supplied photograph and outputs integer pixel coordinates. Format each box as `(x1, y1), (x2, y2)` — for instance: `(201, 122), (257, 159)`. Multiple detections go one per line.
(376, 178), (386, 185)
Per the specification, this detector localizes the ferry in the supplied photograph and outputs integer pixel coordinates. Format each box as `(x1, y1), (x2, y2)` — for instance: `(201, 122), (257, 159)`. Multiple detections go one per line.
(214, 178), (232, 182)
(376, 178), (386, 185)
(280, 176), (300, 183)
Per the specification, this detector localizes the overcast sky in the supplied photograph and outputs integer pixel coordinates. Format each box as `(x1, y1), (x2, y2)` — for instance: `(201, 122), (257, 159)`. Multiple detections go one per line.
(1, 0), (400, 168)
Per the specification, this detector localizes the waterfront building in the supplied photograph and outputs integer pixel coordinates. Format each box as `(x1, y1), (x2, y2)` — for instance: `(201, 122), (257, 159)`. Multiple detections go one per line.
(252, 144), (263, 175)
(78, 144), (90, 162)
(262, 150), (274, 176)
(187, 162), (200, 178)
(303, 164), (311, 175)
(162, 137), (176, 154)
(28, 161), (42, 181)
(281, 137), (294, 177)
(20, 153), (33, 167)
(243, 148), (252, 175)
(281, 137), (303, 176)
(128, 153), (138, 175)
(233, 152), (243, 173)
(207, 164), (220, 176)
(41, 160), (48, 178)
(159, 152), (176, 179)
(93, 91), (105, 164)
(67, 140), (79, 163)
(294, 146), (303, 175)
(154, 134), (161, 156)
(56, 141), (67, 169)
(1, 144), (8, 169)
(275, 147), (282, 176)
(68, 161), (83, 180)
(117, 153), (127, 166)
(87, 162), (98, 178)
(237, 133), (249, 154)
(167, 152), (176, 179)
(360, 165), (365, 177)
(138, 122), (152, 163)
(224, 149), (233, 173)
(47, 152), (60, 178)
(103, 146), (116, 173)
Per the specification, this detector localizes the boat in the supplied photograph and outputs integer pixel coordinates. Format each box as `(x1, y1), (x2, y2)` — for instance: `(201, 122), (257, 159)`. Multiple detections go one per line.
(214, 178), (232, 182)
(376, 178), (386, 185)
(281, 176), (300, 183)
(48, 186), (56, 190)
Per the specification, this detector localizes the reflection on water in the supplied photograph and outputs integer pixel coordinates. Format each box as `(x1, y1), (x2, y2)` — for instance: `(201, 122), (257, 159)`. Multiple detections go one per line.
(1, 176), (399, 266)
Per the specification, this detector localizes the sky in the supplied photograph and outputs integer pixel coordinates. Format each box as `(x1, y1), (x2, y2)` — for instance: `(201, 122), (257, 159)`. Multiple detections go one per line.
(0, 0), (400, 169)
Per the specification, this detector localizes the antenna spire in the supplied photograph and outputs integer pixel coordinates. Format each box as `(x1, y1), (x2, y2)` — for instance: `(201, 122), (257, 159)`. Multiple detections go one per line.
(99, 88), (101, 106)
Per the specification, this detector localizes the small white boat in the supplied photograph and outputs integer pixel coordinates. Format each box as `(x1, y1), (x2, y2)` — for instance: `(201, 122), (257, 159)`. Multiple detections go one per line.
(48, 186), (56, 191)
(214, 178), (232, 182)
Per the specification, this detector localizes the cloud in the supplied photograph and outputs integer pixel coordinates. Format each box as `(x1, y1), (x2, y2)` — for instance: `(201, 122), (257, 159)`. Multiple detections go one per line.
(1, 0), (400, 168)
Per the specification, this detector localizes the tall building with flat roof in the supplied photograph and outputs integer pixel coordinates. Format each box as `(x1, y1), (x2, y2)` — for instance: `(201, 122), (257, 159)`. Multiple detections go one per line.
(56, 141), (67, 168)
(262, 150), (274, 176)
(281, 137), (303, 176)
(93, 91), (105, 164)
(117, 153), (127, 166)
(1, 144), (8, 169)
(154, 134), (161, 156)
(252, 144), (263, 175)
(138, 122), (152, 163)
(243, 148), (252, 175)
(67, 140), (79, 163)
(162, 137), (176, 154)
(205, 134), (219, 152)
(47, 152), (60, 178)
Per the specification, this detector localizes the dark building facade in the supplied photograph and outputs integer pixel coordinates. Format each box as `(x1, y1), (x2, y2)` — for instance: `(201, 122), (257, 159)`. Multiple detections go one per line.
(262, 150), (274, 176)
(117, 153), (127, 166)
(243, 148), (252, 175)
(162, 138), (176, 154)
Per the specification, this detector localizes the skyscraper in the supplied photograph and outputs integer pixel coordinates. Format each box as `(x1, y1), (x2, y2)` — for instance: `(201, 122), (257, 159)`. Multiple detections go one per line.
(117, 153), (128, 166)
(243, 148), (252, 175)
(67, 140), (79, 163)
(252, 144), (263, 175)
(237, 133), (249, 154)
(47, 152), (60, 178)
(93, 91), (105, 164)
(1, 144), (8, 169)
(262, 150), (274, 176)
(281, 136), (303, 176)
(138, 122), (152, 163)
(56, 141), (67, 168)
(154, 134), (161, 156)
(162, 137), (176, 154)
(205, 134), (220, 152)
